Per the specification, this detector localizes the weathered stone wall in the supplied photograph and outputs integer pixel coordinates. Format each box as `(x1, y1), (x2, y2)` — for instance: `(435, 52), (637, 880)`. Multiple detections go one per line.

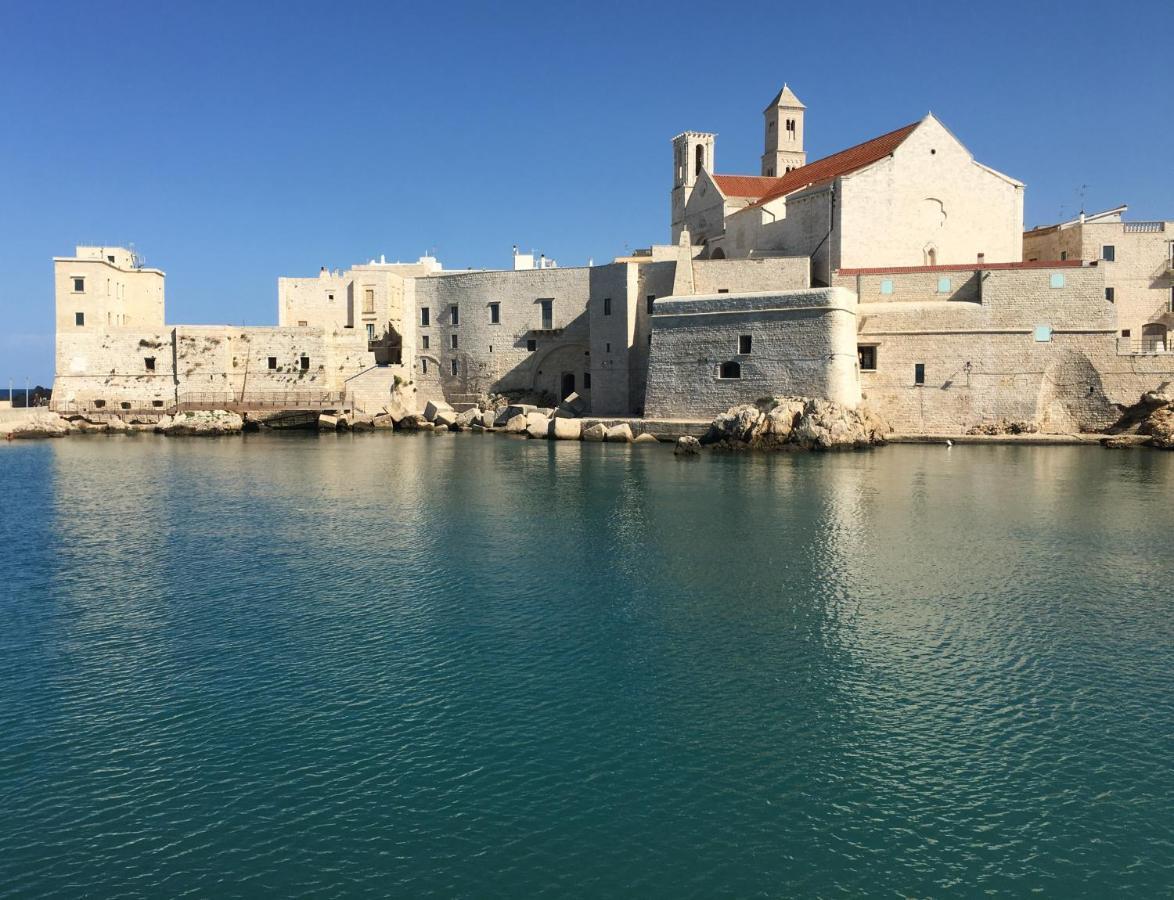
(643, 288), (860, 419)
(691, 257), (809, 293)
(855, 266), (1174, 432)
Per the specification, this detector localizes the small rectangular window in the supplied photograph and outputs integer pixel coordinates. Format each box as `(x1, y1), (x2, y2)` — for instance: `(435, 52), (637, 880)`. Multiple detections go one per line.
(362, 288), (375, 314)
(1034, 325), (1053, 342)
(422, 335), (430, 350)
(450, 305), (459, 326)
(75, 312), (84, 326)
(489, 302), (500, 324)
(717, 288), (730, 294)
(858, 346), (877, 371)
(106, 255), (115, 263)
(366, 323), (375, 340)
(1121, 329), (1131, 338)
(1105, 287), (1115, 302)
(421, 308), (430, 327)
(267, 356), (277, 369)
(1102, 245), (1116, 262)
(605, 342), (611, 353)
(603, 297), (612, 316)
(72, 277), (85, 292)
(450, 359), (459, 376)
(539, 299), (553, 330)
(421, 359), (428, 374)
(298, 320), (308, 326)
(152, 400), (164, 408)
(738, 335), (752, 354)
(93, 399), (106, 408)
(120, 401), (131, 410)
(450, 333), (458, 350)
(937, 276), (952, 294)
(1060, 250), (1068, 261)
(584, 372), (591, 389)
(526, 339), (537, 352)
(914, 363), (926, 385)
(327, 291), (335, 302)
(144, 357), (156, 371)
(646, 294), (655, 313)
(300, 356), (310, 371)
(1050, 273), (1065, 289)
(880, 278), (894, 295)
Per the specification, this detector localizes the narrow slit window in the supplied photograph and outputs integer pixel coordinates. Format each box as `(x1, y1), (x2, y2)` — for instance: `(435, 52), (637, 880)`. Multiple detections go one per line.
(489, 302), (500, 324)
(603, 297), (612, 316)
(914, 363), (926, 385)
(449, 305), (459, 326)
(300, 356), (310, 371)
(450, 359), (459, 376)
(450, 334), (458, 350)
(420, 308), (430, 327)
(738, 335), (752, 354)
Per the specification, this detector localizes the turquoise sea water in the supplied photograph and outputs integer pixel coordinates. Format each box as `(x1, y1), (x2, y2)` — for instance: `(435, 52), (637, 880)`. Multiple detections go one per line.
(2, 433), (1172, 898)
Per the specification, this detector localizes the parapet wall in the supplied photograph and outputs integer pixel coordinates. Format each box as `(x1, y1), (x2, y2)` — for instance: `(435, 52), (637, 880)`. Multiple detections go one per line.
(643, 287), (860, 419)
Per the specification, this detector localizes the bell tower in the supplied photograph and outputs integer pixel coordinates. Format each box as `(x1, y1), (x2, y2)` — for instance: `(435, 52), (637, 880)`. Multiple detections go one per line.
(761, 84), (806, 177)
(671, 131), (716, 243)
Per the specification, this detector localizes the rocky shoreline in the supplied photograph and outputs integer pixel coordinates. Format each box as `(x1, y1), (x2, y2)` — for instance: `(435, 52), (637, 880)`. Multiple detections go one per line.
(6, 390), (1174, 452)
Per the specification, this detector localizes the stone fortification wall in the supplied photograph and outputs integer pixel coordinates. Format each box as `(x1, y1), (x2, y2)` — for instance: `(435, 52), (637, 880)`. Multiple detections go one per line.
(53, 326), (373, 411)
(690, 257), (809, 294)
(643, 287), (860, 419)
(853, 265), (1174, 433)
(412, 266), (597, 407)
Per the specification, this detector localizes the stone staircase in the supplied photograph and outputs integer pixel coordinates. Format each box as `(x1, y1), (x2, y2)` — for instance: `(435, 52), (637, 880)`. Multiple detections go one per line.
(345, 365), (410, 413)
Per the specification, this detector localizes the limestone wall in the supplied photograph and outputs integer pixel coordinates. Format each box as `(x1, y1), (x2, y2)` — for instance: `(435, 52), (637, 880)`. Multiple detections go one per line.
(643, 288), (860, 419)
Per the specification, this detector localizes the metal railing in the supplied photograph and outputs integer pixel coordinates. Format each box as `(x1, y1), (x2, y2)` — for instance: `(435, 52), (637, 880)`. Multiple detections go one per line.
(1117, 338), (1172, 355)
(53, 391), (347, 416)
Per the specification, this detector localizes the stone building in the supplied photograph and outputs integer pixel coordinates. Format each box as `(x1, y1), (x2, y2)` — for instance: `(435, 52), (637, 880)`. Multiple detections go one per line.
(1024, 206), (1174, 350)
(48, 83), (1174, 434)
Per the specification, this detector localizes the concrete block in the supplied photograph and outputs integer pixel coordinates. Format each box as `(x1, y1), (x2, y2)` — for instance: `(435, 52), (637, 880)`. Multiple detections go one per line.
(582, 423), (607, 442)
(318, 413), (339, 430)
(423, 399), (454, 422)
(605, 423), (634, 443)
(633, 432), (659, 443)
(526, 420), (550, 439)
(503, 414), (528, 433)
(551, 418), (582, 440)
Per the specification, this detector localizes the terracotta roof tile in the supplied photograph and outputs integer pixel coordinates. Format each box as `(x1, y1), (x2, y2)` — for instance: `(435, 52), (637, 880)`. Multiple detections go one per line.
(746, 121), (921, 209)
(712, 174), (779, 199)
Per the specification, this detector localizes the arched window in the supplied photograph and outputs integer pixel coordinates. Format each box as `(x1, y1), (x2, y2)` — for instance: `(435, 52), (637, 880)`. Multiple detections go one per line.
(695, 144), (705, 177)
(925, 247), (938, 266)
(719, 360), (741, 379)
(710, 247), (726, 259)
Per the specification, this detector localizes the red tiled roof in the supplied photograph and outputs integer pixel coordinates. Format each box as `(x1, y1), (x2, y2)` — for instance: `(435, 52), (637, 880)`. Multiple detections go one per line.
(837, 259), (1087, 275)
(745, 121), (921, 210)
(712, 174), (779, 199)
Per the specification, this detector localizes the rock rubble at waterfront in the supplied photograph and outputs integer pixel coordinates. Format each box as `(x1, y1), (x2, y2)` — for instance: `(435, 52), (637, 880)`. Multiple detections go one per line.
(1104, 391), (1174, 450)
(702, 397), (889, 451)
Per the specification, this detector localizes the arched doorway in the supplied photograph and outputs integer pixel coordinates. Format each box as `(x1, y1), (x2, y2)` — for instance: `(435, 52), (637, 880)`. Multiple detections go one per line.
(561, 372), (576, 400)
(710, 247), (726, 259)
(1142, 323), (1168, 352)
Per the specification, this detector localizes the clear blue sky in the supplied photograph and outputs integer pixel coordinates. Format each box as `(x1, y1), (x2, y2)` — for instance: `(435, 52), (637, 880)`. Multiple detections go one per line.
(1, 0), (1170, 385)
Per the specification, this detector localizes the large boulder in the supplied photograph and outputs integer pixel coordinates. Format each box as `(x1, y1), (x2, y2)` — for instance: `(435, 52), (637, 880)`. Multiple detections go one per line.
(526, 420), (551, 439)
(433, 408), (457, 428)
(423, 399), (454, 422)
(350, 412), (375, 431)
(384, 385), (414, 423)
(372, 413), (396, 429)
(1145, 405), (1174, 449)
(498, 404), (536, 426)
(605, 423), (633, 443)
(674, 435), (701, 456)
(479, 410), (498, 429)
(502, 414), (528, 434)
(551, 417), (582, 440)
(633, 432), (659, 444)
(554, 392), (587, 418)
(582, 423), (607, 442)
(318, 413), (339, 431)
(5, 410), (70, 439)
(161, 410), (244, 436)
(454, 407), (481, 429)
(703, 397), (886, 451)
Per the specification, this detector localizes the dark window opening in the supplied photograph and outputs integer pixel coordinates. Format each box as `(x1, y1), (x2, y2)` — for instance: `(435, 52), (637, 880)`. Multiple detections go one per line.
(603, 297), (612, 316)
(584, 372), (591, 389)
(152, 400), (164, 408)
(717, 288), (729, 294)
(489, 302), (500, 324)
(449, 305), (459, 326)
(106, 255), (115, 263)
(450, 334), (458, 350)
(719, 361), (741, 379)
(120, 402), (131, 410)
(75, 312), (85, 326)
(267, 356), (277, 369)
(300, 356), (310, 371)
(527, 339), (537, 352)
(1106, 287), (1115, 302)
(1060, 250), (1068, 261)
(73, 277), (85, 292)
(605, 342), (611, 353)
(420, 308), (430, 327)
(738, 335), (752, 354)
(539, 299), (553, 330)
(1122, 329), (1131, 338)
(1102, 245), (1116, 262)
(858, 345), (877, 371)
(695, 143), (704, 176)
(421, 359), (428, 374)
(93, 399), (106, 408)
(144, 357), (156, 371)
(914, 363), (926, 385)
(450, 359), (459, 376)
(422, 335), (429, 350)
(646, 294), (655, 313)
